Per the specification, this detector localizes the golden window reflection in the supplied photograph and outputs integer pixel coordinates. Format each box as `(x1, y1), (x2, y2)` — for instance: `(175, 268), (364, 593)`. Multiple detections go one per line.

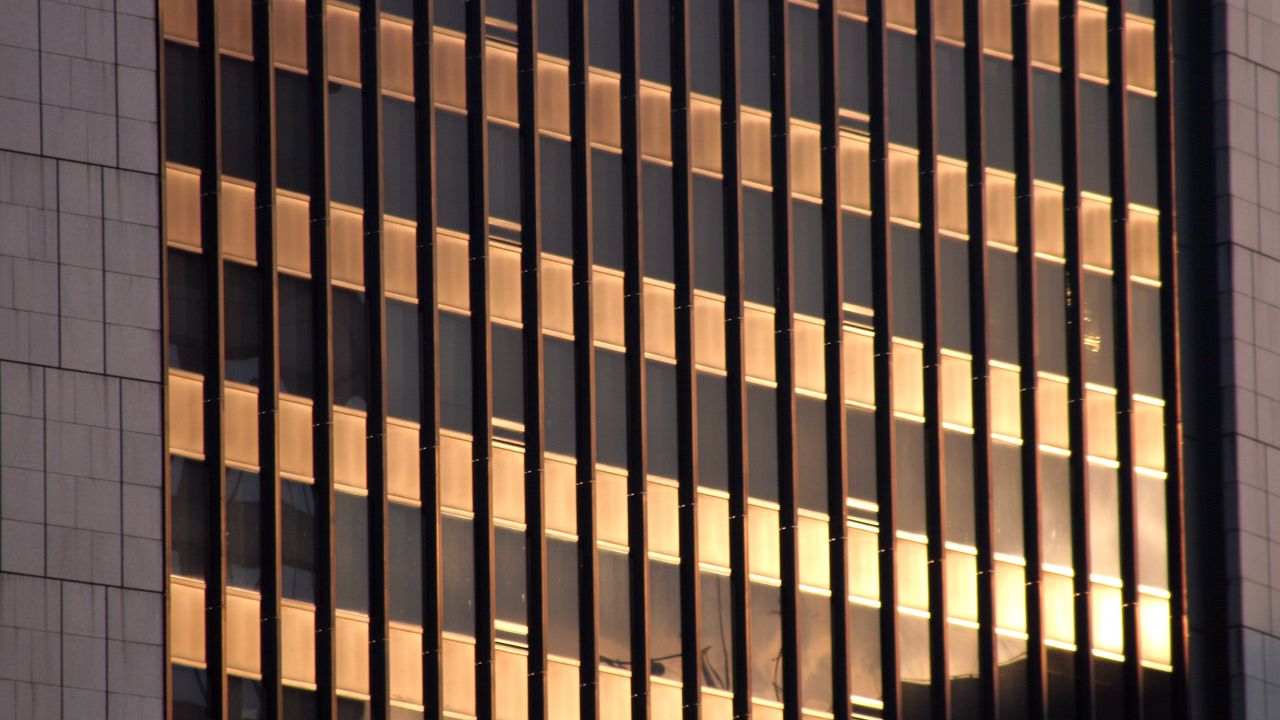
(994, 561), (1027, 632)
(887, 0), (914, 30)
(384, 219), (417, 299)
(936, 0), (964, 43)
(1042, 572), (1075, 644)
(1030, 0), (1060, 67)
(538, 58), (571, 137)
(593, 268), (626, 349)
(888, 145), (919, 223)
(438, 231), (471, 312)
(541, 254), (574, 335)
(843, 326), (875, 407)
(1133, 399), (1165, 471)
(1126, 15), (1157, 93)
(985, 169), (1016, 247)
(433, 32), (467, 112)
(847, 523), (880, 601)
(389, 624), (425, 706)
(490, 241), (522, 325)
(223, 382), (259, 468)
(281, 600), (317, 687)
(693, 292), (726, 371)
(165, 164), (201, 251)
(1078, 3), (1109, 82)
(794, 316), (826, 395)
(225, 588), (261, 677)
(387, 419), (421, 502)
(1085, 387), (1118, 461)
(440, 432), (473, 512)
(279, 394), (315, 480)
(892, 341), (924, 418)
(330, 204), (366, 288)
(381, 18), (414, 98)
(749, 502), (781, 580)
(168, 370), (205, 458)
(988, 363), (1021, 440)
(941, 353), (973, 429)
(545, 454), (578, 535)
(1129, 205), (1161, 281)
(442, 635), (477, 716)
(548, 659), (582, 720)
(896, 538), (929, 612)
(336, 612), (371, 696)
(486, 43), (519, 124)
(946, 550), (978, 623)
(840, 132), (871, 212)
(691, 96), (723, 174)
(169, 576), (206, 665)
(640, 83), (672, 162)
(596, 467), (629, 547)
(1091, 583), (1125, 656)
(1139, 594), (1172, 667)
(333, 406), (368, 491)
(217, 0), (252, 57)
(741, 109), (773, 187)
(277, 190), (312, 275)
(647, 480), (680, 557)
(1033, 182), (1065, 258)
(1081, 193), (1113, 269)
(162, 0), (197, 43)
(698, 490), (730, 569)
(589, 71), (622, 150)
(600, 669), (632, 719)
(326, 3), (361, 86)
(790, 121), (822, 200)
(937, 157), (968, 237)
(1036, 374), (1070, 449)
(493, 441), (525, 524)
(744, 304), (777, 383)
(982, 0), (1013, 55)
(496, 647), (531, 720)
(645, 281), (677, 361)
(797, 513), (830, 590)
(220, 179), (256, 262)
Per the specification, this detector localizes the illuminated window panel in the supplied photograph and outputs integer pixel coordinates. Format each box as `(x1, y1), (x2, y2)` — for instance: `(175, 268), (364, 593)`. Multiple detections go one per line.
(1077, 2), (1110, 82)
(326, 3), (361, 85)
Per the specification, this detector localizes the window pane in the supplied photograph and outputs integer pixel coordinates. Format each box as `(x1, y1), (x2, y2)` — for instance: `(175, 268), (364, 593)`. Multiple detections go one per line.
(224, 261), (261, 386)
(282, 478), (317, 601)
(226, 469), (261, 590)
(333, 288), (370, 410)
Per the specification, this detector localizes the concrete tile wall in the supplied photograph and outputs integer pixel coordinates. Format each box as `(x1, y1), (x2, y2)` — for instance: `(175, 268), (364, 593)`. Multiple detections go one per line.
(0, 0), (161, 714)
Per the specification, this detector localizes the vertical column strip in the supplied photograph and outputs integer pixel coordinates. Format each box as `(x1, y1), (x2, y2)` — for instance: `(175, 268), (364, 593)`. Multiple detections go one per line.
(1105, 0), (1142, 713)
(304, 0), (338, 711)
(867, 0), (902, 712)
(669, 0), (704, 715)
(360, 0), (392, 715)
(158, 4), (174, 708)
(517, 0), (549, 715)
(1153, 0), (1188, 708)
(411, 0), (444, 710)
(250, 0), (284, 713)
(196, 0), (228, 714)
(768, 0), (802, 714)
(719, 0), (754, 716)
(817, 1), (851, 718)
(1058, 1), (1096, 715)
(914, 0), (951, 715)
(568, 0), (602, 713)
(618, 0), (653, 712)
(463, 0), (497, 714)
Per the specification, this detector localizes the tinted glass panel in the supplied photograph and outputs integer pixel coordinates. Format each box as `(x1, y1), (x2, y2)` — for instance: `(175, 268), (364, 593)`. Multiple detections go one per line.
(165, 44), (202, 167)
(224, 261), (261, 386)
(221, 58), (259, 181)
(226, 469), (261, 589)
(390, 502), (424, 624)
(329, 83), (364, 207)
(279, 273), (315, 397)
(168, 249), (207, 374)
(384, 97), (417, 220)
(386, 299), (421, 421)
(282, 478), (317, 601)
(333, 288), (370, 410)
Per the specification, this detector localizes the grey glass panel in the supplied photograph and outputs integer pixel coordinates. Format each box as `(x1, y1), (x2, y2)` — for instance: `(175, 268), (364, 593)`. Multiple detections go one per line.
(598, 549), (631, 669)
(848, 600), (882, 702)
(839, 18), (870, 116)
(644, 162), (675, 282)
(170, 456), (208, 579)
(744, 186), (774, 305)
(748, 383), (779, 502)
(389, 502), (423, 625)
(440, 311), (472, 433)
(1095, 657), (1125, 720)
(335, 491), (369, 612)
(647, 359), (679, 479)
(436, 110), (470, 233)
(997, 638), (1028, 720)
(590, 0), (620, 70)
(384, 97), (417, 221)
(221, 57), (259, 182)
(1037, 260), (1068, 376)
(892, 225), (922, 341)
(794, 200), (824, 317)
(797, 393), (828, 512)
(750, 582), (783, 702)
(592, 150), (625, 270)
(1131, 282), (1162, 397)
(488, 0), (516, 24)
(991, 441), (1024, 557)
(936, 43), (967, 159)
(694, 173), (725, 293)
(1080, 80), (1111, 195)
(843, 211), (873, 310)
(276, 69), (313, 193)
(329, 83), (364, 207)
(168, 249), (207, 375)
(790, 5), (821, 122)
(888, 30), (918, 146)
(282, 478), (317, 601)
(172, 665), (209, 720)
(1128, 94), (1159, 207)
(691, 0), (721, 97)
(228, 676), (263, 720)
(226, 469), (261, 590)
(436, 0), (464, 30)
(279, 273), (315, 398)
(941, 236), (971, 352)
(547, 536), (580, 658)
(489, 122), (521, 224)
(595, 348), (628, 467)
(895, 418), (927, 535)
(950, 626), (981, 720)
(697, 372), (729, 491)
(283, 687), (317, 720)
(984, 58), (1014, 172)
(800, 591), (833, 712)
(387, 299), (421, 422)
(640, 0), (671, 83)
(1047, 646), (1076, 720)
(333, 288), (370, 411)
(1040, 453), (1072, 567)
(544, 336), (576, 455)
(987, 250), (1019, 363)
(1083, 271), (1115, 387)
(495, 525), (527, 626)
(741, 0), (771, 109)
(165, 43), (202, 168)
(224, 260), (261, 386)
(700, 572), (733, 688)
(900, 613), (933, 717)
(539, 0), (569, 57)
(491, 321), (524, 431)
(846, 406), (877, 504)
(1033, 69), (1063, 183)
(338, 698), (370, 720)
(649, 559), (682, 679)
(442, 514), (475, 634)
(541, 136), (573, 256)
(944, 429), (975, 546)
(382, 0), (411, 18)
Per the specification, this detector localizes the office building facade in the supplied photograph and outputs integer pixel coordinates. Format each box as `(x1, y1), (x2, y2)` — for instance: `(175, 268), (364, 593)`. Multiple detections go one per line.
(0, 0), (1260, 715)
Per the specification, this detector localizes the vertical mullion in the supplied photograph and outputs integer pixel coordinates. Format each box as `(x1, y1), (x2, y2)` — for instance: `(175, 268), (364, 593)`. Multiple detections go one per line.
(768, 0), (801, 715)
(463, 0), (497, 714)
(1008, 0), (1046, 714)
(867, 0), (902, 712)
(517, 0), (549, 715)
(1105, 0), (1142, 714)
(412, 0), (444, 710)
(720, 0), (754, 716)
(619, 0), (653, 712)
(195, 0), (228, 715)
(669, 0), (703, 715)
(568, 0), (601, 714)
(1153, 0), (1188, 707)
(360, 0), (391, 716)
(817, 1), (850, 718)
(915, 0), (951, 714)
(304, 0), (338, 711)
(1059, 1), (1096, 716)
(251, 0), (284, 712)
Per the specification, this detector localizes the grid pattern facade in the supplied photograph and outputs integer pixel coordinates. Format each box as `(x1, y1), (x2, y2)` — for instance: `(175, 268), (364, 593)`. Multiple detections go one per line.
(158, 0), (1186, 717)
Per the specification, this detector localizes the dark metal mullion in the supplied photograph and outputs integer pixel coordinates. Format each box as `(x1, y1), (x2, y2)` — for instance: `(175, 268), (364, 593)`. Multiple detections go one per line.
(669, 0), (703, 715)
(360, 0), (391, 716)
(817, 1), (850, 718)
(914, 0), (950, 714)
(1104, 0), (1142, 714)
(719, 0), (753, 715)
(867, 0), (902, 712)
(568, 0), (601, 713)
(304, 0), (338, 710)
(973, 0), (1008, 716)
(768, 0), (801, 715)
(195, 0), (228, 714)
(1152, 0), (1188, 707)
(619, 0), (652, 712)
(1059, 2), (1096, 716)
(1008, 0), (1046, 715)
(463, 0), (497, 714)
(250, 0), (284, 713)
(411, 0), (444, 710)
(516, 0), (549, 715)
